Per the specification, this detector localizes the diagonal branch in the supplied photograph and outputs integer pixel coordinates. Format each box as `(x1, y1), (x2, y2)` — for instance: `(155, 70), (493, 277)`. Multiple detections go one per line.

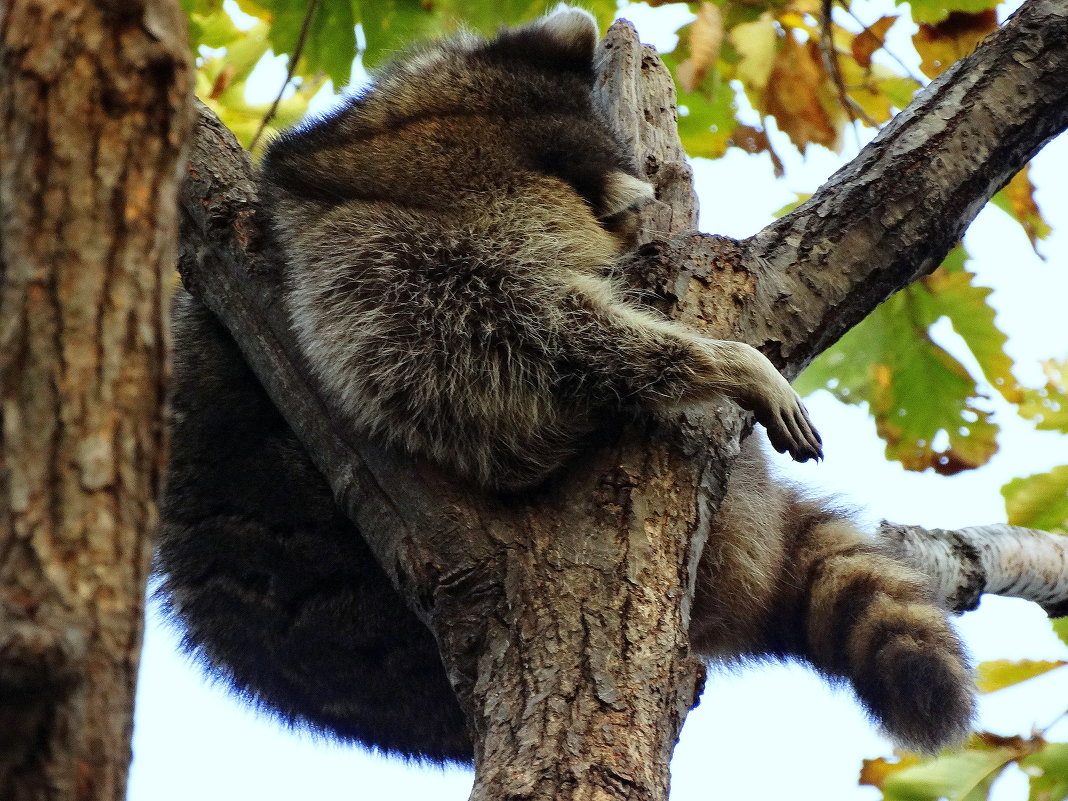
(651, 0), (1068, 379)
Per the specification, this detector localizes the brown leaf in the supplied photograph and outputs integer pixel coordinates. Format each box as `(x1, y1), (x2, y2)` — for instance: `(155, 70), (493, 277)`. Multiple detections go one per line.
(728, 125), (785, 177)
(209, 64), (236, 100)
(676, 3), (724, 93)
(763, 34), (836, 152)
(851, 15), (897, 68)
(913, 10), (998, 79)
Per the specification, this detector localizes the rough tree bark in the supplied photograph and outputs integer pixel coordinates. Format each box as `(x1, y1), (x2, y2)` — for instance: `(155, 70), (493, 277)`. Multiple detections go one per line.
(0, 1), (191, 800)
(175, 1), (1068, 799)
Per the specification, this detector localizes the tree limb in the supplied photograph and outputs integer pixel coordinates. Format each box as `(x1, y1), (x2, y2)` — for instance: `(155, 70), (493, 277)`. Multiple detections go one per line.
(651, 0), (1068, 378)
(880, 522), (1068, 616)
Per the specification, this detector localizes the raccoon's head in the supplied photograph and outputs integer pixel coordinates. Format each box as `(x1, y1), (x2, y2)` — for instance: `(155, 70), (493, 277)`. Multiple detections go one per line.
(485, 7), (655, 247)
(360, 7), (655, 244)
(383, 6), (599, 91)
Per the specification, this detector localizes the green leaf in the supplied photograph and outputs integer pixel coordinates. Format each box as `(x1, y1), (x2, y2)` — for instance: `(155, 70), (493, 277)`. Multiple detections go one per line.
(1019, 360), (1068, 433)
(903, 0), (1000, 26)
(260, 0), (357, 86)
(878, 75), (922, 109)
(976, 659), (1067, 693)
(1003, 467), (1068, 533)
(308, 0), (359, 85)
(677, 82), (737, 159)
(1052, 617), (1068, 645)
(796, 250), (1006, 474)
(358, 0), (439, 70)
(1022, 742), (1068, 801)
(881, 748), (1018, 801)
(185, 0), (245, 50)
(211, 21), (271, 81)
(914, 248), (1021, 404)
(773, 193), (812, 218)
(660, 46), (738, 160)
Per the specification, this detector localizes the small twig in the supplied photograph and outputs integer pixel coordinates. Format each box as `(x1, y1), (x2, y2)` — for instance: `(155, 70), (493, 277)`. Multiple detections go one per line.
(249, 0), (321, 152)
(819, 0), (878, 140)
(842, 5), (925, 87)
(1036, 709), (1068, 739)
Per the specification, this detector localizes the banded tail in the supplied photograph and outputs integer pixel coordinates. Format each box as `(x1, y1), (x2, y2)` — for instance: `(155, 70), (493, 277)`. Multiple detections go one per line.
(792, 518), (975, 751)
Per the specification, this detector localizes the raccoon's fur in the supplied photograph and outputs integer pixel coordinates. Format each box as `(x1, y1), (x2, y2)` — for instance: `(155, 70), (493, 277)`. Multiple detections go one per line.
(156, 7), (974, 765)
(261, 8), (821, 490)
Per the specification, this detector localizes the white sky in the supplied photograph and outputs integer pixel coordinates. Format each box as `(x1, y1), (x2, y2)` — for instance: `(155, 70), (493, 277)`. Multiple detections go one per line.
(128, 3), (1068, 799)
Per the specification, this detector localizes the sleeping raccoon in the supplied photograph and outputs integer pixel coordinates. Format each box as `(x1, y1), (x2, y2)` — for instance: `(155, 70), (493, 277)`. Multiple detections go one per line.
(156, 7), (974, 765)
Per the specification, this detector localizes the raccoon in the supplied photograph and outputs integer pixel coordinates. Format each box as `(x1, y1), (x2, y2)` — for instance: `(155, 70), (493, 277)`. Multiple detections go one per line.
(260, 7), (821, 490)
(155, 7), (974, 765)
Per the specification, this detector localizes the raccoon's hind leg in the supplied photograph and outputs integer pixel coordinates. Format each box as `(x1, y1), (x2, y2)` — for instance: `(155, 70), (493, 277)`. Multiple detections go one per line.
(781, 515), (975, 752)
(559, 276), (823, 463)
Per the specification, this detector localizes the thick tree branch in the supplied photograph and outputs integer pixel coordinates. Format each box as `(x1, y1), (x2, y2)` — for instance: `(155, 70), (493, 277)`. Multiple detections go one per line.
(648, 0), (1068, 378)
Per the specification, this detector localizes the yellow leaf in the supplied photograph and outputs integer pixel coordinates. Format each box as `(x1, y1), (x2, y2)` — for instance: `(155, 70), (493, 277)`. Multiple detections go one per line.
(1003, 166), (1052, 253)
(976, 659), (1067, 693)
(837, 57), (894, 124)
(783, 0), (822, 15)
(860, 753), (923, 789)
(877, 75), (922, 109)
(731, 13), (778, 91)
(677, 3), (724, 93)
(776, 11), (809, 30)
(913, 10), (998, 79)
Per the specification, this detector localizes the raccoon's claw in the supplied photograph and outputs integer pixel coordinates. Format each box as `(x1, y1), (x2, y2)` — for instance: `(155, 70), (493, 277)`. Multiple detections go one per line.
(695, 340), (824, 462)
(757, 393), (823, 463)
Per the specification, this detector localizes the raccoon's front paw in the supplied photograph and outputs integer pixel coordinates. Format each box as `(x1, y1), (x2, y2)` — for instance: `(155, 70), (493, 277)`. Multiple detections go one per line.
(746, 383), (823, 463)
(720, 342), (823, 462)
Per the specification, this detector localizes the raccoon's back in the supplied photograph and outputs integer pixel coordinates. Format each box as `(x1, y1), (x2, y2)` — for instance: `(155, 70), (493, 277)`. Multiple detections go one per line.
(265, 166), (626, 489)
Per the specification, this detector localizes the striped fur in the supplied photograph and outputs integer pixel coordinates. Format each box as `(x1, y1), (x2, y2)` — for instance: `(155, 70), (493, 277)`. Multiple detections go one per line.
(692, 440), (973, 752)
(155, 8), (974, 766)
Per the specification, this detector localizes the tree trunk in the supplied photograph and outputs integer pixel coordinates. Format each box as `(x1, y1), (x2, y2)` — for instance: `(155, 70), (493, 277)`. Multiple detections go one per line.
(174, 2), (1068, 799)
(0, 2), (191, 799)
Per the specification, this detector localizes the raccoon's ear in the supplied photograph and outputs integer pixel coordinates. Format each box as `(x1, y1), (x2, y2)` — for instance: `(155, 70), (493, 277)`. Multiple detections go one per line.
(530, 6), (599, 62)
(483, 6), (599, 75)
(599, 171), (655, 218)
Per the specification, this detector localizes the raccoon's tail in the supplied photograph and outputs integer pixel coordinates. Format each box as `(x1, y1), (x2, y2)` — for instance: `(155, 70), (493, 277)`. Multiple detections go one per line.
(791, 517), (975, 752)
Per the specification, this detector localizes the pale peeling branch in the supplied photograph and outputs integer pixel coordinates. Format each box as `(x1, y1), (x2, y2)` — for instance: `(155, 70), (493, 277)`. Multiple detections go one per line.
(879, 522), (1068, 616)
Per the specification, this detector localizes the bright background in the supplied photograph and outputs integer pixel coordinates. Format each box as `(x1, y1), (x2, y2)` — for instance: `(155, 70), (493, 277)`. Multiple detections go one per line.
(129, 3), (1068, 798)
